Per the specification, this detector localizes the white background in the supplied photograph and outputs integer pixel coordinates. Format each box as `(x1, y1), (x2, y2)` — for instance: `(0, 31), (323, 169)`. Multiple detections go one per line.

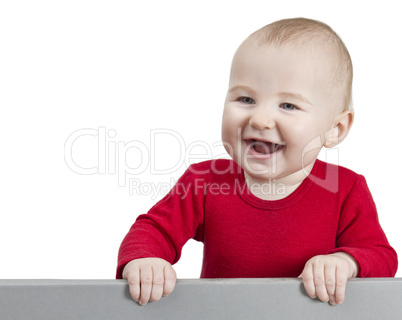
(0, 0), (401, 279)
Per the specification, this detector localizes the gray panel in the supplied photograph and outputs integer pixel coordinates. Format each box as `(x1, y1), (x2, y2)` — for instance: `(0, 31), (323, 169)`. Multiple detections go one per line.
(0, 278), (401, 320)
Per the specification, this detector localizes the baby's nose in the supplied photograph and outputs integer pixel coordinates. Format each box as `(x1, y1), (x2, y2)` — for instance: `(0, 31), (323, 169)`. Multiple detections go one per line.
(249, 106), (276, 130)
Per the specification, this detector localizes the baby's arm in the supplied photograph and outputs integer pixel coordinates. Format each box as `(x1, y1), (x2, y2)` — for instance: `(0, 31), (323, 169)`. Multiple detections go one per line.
(122, 258), (177, 306)
(117, 164), (207, 304)
(299, 174), (397, 305)
(300, 252), (358, 305)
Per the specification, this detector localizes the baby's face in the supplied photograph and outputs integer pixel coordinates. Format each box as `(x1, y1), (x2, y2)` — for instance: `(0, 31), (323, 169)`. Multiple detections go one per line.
(222, 40), (341, 182)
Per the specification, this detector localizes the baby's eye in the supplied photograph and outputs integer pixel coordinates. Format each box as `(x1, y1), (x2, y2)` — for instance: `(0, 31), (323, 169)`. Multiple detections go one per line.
(280, 103), (298, 111)
(239, 97), (255, 104)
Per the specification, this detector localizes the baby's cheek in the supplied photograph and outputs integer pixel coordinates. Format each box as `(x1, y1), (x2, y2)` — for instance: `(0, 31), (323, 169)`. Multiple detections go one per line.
(221, 123), (234, 145)
(291, 120), (326, 148)
(285, 129), (323, 166)
(221, 110), (245, 141)
(221, 125), (237, 158)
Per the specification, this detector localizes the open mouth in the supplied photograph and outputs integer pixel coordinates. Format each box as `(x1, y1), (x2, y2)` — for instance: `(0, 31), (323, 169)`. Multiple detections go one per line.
(245, 139), (285, 157)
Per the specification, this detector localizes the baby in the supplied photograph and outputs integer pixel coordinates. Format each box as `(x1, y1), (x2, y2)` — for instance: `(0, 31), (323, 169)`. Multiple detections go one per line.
(117, 18), (398, 306)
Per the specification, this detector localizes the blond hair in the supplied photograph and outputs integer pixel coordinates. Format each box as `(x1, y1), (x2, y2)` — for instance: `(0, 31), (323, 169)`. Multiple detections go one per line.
(249, 18), (353, 111)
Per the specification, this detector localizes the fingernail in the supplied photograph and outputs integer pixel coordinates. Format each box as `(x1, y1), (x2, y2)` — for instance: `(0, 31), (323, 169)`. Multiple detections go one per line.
(330, 300), (336, 305)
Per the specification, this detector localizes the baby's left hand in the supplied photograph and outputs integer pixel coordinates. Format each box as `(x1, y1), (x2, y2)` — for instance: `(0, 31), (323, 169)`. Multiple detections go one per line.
(299, 252), (359, 305)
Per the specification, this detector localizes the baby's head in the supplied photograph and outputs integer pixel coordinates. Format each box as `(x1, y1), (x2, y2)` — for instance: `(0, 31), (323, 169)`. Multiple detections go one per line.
(248, 18), (353, 112)
(222, 18), (354, 182)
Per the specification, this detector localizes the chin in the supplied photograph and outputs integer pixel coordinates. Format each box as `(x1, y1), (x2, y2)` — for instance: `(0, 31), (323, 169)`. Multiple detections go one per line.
(243, 164), (282, 180)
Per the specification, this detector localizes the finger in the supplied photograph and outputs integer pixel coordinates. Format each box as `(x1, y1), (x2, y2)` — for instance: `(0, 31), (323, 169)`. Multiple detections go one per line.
(149, 265), (164, 302)
(301, 263), (317, 299)
(324, 264), (336, 305)
(138, 266), (153, 305)
(125, 264), (140, 302)
(335, 265), (348, 304)
(313, 264), (329, 303)
(163, 264), (177, 296)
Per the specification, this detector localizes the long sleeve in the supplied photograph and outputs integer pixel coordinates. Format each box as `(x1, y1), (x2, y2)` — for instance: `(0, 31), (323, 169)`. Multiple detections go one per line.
(116, 165), (207, 279)
(328, 175), (398, 277)
(116, 159), (398, 279)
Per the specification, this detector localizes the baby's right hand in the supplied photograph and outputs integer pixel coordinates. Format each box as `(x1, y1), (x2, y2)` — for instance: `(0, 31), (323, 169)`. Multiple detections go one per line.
(122, 258), (177, 306)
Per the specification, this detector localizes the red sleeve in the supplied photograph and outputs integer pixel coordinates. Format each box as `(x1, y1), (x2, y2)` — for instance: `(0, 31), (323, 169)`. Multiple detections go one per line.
(116, 165), (207, 279)
(328, 175), (398, 277)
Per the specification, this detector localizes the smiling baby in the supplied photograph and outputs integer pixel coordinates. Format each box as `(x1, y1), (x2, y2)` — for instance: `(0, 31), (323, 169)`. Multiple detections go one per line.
(117, 17), (397, 306)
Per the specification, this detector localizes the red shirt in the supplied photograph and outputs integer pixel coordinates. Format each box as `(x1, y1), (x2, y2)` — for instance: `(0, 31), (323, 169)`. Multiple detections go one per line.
(116, 159), (397, 279)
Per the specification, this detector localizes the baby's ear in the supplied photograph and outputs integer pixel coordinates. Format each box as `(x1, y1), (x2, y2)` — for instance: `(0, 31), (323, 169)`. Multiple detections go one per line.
(324, 109), (354, 148)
